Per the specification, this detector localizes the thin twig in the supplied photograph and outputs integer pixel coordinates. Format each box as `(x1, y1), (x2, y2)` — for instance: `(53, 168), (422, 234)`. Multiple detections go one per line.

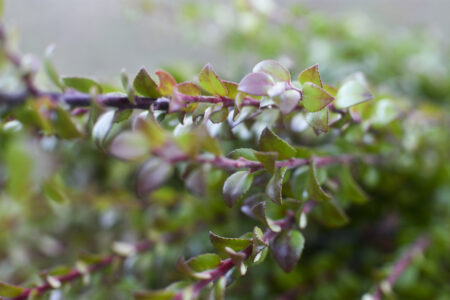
(369, 235), (430, 300)
(173, 214), (295, 299)
(6, 241), (153, 300)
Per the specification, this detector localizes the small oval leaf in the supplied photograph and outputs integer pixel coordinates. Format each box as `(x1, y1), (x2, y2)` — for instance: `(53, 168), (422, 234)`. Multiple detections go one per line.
(238, 72), (274, 96)
(270, 229), (305, 273)
(222, 170), (254, 207)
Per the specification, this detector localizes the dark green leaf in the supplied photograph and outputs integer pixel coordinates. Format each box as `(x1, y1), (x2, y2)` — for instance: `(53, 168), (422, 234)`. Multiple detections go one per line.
(254, 151), (277, 174)
(228, 148), (258, 161)
(270, 229), (305, 273)
(114, 109), (133, 123)
(339, 167), (368, 204)
(186, 253), (221, 272)
(265, 167), (287, 205)
(209, 232), (251, 257)
(177, 254), (221, 279)
(312, 198), (349, 227)
(222, 171), (254, 207)
(259, 127), (296, 160)
(307, 161), (331, 202)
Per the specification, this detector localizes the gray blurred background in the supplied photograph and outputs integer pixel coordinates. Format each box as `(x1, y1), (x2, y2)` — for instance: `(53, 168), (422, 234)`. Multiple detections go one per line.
(4, 0), (449, 81)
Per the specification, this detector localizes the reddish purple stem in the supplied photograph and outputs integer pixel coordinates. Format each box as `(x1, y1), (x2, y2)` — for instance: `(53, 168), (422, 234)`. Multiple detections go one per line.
(6, 241), (153, 300)
(371, 236), (430, 300)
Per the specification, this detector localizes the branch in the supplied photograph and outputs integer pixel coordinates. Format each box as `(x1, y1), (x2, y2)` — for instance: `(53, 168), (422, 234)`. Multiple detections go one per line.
(368, 235), (430, 300)
(5, 241), (153, 300)
(174, 215), (295, 299)
(161, 152), (364, 171)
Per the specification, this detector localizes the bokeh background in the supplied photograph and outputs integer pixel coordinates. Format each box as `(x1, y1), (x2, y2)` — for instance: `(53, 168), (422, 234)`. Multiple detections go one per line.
(4, 0), (449, 78)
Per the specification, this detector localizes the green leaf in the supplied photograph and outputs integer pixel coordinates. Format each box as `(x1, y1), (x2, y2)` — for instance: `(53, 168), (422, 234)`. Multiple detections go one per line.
(44, 45), (64, 90)
(0, 281), (25, 298)
(270, 229), (305, 273)
(298, 64), (322, 87)
(210, 107), (228, 124)
(62, 76), (102, 93)
(43, 174), (69, 204)
(133, 67), (161, 98)
(53, 107), (83, 139)
(335, 74), (373, 109)
(213, 276), (226, 300)
(253, 60), (291, 82)
(339, 167), (368, 204)
(251, 201), (282, 232)
(252, 226), (268, 263)
(109, 131), (151, 161)
(121, 70), (135, 104)
(155, 70), (176, 96)
(176, 81), (201, 96)
(4, 139), (33, 200)
(323, 83), (337, 97)
(199, 63), (228, 96)
(222, 171), (254, 207)
(177, 253), (221, 279)
(265, 167), (287, 205)
(225, 247), (247, 275)
(368, 98), (398, 127)
(254, 151), (278, 174)
(312, 198), (349, 227)
(209, 232), (251, 257)
(186, 253), (221, 272)
(259, 127), (296, 160)
(114, 109), (133, 123)
(222, 80), (239, 98)
(305, 107), (329, 135)
(134, 290), (176, 300)
(137, 158), (173, 196)
(301, 82), (334, 112)
(228, 148), (258, 161)
(306, 161), (331, 202)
